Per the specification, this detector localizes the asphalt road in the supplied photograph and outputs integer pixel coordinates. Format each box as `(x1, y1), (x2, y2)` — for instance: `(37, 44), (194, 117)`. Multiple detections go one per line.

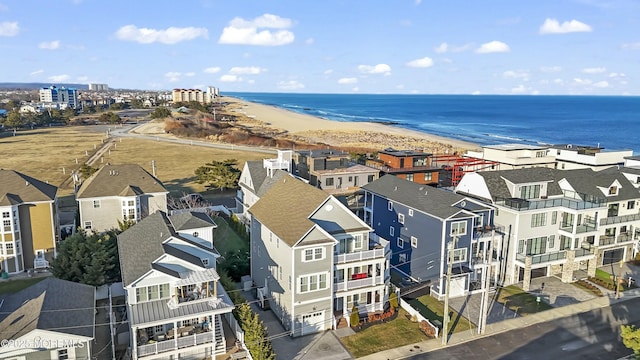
(405, 297), (640, 360)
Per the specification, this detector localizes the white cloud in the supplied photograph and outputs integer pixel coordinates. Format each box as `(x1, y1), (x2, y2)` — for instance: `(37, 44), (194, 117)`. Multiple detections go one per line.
(503, 70), (530, 81)
(622, 42), (640, 50)
(476, 41), (510, 54)
(540, 66), (563, 73)
(415, 0), (422, 4)
(582, 67), (606, 74)
(472, 90), (482, 95)
(277, 80), (305, 90)
(323, 69), (333, 75)
(609, 72), (626, 78)
(229, 66), (264, 75)
(115, 25), (208, 44)
(0, 21), (19, 36)
(573, 78), (593, 85)
(539, 18), (592, 34)
(49, 74), (70, 82)
(38, 40), (60, 50)
(218, 14), (294, 46)
(204, 67), (221, 74)
(305, 38), (314, 45)
(406, 57), (434, 68)
(338, 77), (358, 84)
(184, 72), (196, 77)
(77, 76), (89, 82)
(30, 69), (44, 76)
(593, 81), (609, 88)
(164, 72), (181, 82)
(220, 74), (241, 82)
(511, 85), (528, 93)
(434, 42), (472, 53)
(351, 87), (359, 92)
(358, 64), (391, 75)
(553, 78), (564, 85)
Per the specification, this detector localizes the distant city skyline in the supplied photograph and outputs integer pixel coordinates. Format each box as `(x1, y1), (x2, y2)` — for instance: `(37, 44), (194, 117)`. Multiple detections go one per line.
(1, 0), (639, 95)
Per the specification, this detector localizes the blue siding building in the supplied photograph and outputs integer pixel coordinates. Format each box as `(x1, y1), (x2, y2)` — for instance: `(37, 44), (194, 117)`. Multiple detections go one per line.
(362, 175), (499, 298)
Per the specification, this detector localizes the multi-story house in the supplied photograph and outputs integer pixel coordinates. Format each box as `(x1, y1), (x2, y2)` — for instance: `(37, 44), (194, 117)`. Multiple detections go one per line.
(76, 164), (168, 233)
(0, 277), (95, 360)
(118, 211), (237, 359)
(362, 175), (497, 299)
(249, 175), (391, 336)
(0, 169), (59, 273)
(366, 148), (441, 186)
(456, 167), (640, 291)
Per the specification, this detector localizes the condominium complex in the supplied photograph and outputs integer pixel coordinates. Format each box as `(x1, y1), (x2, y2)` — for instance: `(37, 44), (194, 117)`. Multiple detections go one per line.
(172, 87), (218, 104)
(88, 83), (109, 91)
(39, 85), (79, 109)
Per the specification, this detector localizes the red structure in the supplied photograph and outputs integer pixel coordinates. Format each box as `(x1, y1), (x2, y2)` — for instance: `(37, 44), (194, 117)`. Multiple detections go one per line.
(432, 155), (500, 187)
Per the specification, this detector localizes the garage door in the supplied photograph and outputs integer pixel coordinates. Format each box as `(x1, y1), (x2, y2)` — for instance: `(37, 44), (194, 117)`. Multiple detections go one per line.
(603, 248), (624, 265)
(301, 311), (325, 336)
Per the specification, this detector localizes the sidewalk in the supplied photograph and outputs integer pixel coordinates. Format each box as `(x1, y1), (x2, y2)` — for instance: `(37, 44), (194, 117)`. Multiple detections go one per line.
(359, 288), (640, 360)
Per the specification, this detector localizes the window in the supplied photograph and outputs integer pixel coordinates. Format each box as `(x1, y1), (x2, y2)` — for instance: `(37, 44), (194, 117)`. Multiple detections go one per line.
(560, 235), (572, 250)
(536, 151), (546, 158)
(128, 200), (135, 206)
(279, 266), (283, 280)
(201, 258), (209, 266)
(84, 221), (92, 230)
(628, 200), (636, 210)
(303, 247), (325, 262)
(531, 213), (547, 227)
(452, 248), (467, 263)
(388, 202), (393, 211)
(411, 236), (418, 248)
(193, 232), (199, 237)
(154, 325), (164, 334)
(551, 211), (558, 225)
(147, 285), (159, 300)
(424, 172), (432, 181)
(159, 284), (170, 299)
(15, 241), (20, 253)
(548, 235), (555, 248)
(397, 237), (404, 248)
(518, 239), (525, 254)
(299, 273), (328, 293)
(2, 219), (10, 232)
(450, 221), (467, 236)
(2, 211), (9, 218)
(5, 243), (13, 255)
(398, 213), (405, 224)
(526, 236), (546, 255)
(93, 200), (101, 208)
(474, 214), (484, 228)
(406, 173), (414, 182)
(389, 226), (394, 237)
(354, 235), (363, 249)
(399, 253), (407, 263)
(368, 175), (374, 182)
(136, 287), (148, 302)
(326, 177), (334, 186)
(609, 186), (618, 195)
(408, 209), (414, 217)
(520, 184), (541, 199)
(58, 349), (69, 360)
(348, 176), (353, 182)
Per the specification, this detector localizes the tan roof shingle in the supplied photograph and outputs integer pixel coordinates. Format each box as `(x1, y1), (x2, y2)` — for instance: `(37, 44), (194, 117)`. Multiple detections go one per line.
(76, 164), (167, 199)
(0, 169), (57, 204)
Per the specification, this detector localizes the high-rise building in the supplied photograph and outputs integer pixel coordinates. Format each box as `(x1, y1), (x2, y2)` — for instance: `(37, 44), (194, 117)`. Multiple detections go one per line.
(39, 85), (79, 109)
(172, 86), (218, 104)
(88, 83), (109, 91)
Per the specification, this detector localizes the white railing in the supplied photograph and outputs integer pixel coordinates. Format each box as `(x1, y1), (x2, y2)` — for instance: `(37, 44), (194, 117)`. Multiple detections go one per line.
(399, 299), (439, 338)
(335, 248), (386, 263)
(34, 258), (49, 269)
(334, 275), (385, 292)
(137, 332), (214, 357)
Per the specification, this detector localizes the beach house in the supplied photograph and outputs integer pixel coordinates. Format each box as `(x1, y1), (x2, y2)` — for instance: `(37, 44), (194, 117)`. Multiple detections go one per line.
(456, 167), (640, 291)
(366, 148), (441, 186)
(249, 175), (391, 336)
(362, 175), (498, 299)
(0, 169), (59, 273)
(76, 164), (168, 233)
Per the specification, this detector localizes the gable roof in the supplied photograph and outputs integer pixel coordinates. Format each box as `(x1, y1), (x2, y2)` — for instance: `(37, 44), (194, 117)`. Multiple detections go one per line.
(362, 175), (481, 219)
(249, 176), (330, 247)
(243, 161), (288, 197)
(0, 169), (57, 204)
(76, 164), (167, 199)
(0, 277), (94, 339)
(169, 211), (217, 231)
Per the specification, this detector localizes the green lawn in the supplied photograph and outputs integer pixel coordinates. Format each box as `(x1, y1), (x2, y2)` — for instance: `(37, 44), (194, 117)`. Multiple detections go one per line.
(340, 308), (429, 358)
(0, 277), (47, 295)
(595, 268), (612, 282)
(495, 285), (553, 315)
(406, 294), (475, 336)
(213, 216), (248, 257)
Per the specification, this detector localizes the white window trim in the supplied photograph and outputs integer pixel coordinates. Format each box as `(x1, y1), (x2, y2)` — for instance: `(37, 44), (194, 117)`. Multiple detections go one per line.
(84, 221), (92, 230)
(452, 248), (467, 263)
(411, 236), (418, 248)
(399, 253), (407, 263)
(450, 221), (467, 236)
(398, 213), (405, 225)
(298, 272), (329, 293)
(397, 237), (404, 248)
(302, 247), (325, 262)
(408, 209), (414, 217)
(201, 258), (209, 266)
(389, 226), (395, 237)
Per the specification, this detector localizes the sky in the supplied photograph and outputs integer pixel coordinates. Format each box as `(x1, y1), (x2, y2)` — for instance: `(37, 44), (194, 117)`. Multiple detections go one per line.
(0, 0), (639, 95)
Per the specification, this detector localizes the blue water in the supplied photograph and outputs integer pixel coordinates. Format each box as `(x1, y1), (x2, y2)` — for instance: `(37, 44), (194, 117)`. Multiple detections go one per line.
(226, 93), (640, 153)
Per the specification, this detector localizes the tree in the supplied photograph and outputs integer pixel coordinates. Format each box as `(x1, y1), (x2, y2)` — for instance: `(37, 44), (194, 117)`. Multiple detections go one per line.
(150, 107), (172, 119)
(99, 111), (121, 124)
(84, 105), (97, 114)
(3, 100), (20, 111)
(78, 164), (98, 179)
(194, 159), (241, 191)
(236, 303), (275, 360)
(4, 110), (25, 129)
(63, 107), (77, 122)
(51, 230), (121, 286)
(130, 98), (143, 108)
(621, 325), (640, 358)
(350, 306), (360, 327)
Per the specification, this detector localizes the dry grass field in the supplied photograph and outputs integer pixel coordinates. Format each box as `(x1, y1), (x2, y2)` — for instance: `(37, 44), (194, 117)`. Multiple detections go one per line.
(0, 126), (267, 197)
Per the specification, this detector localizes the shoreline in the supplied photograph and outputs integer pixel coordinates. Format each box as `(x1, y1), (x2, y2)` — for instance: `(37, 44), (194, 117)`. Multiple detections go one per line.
(220, 96), (480, 153)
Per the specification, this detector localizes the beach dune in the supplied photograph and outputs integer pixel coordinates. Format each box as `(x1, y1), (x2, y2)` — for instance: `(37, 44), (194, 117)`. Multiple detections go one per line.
(222, 96), (479, 153)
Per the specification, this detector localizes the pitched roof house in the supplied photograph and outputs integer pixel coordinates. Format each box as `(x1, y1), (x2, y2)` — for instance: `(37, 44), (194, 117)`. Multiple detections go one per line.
(249, 175), (391, 336)
(0, 169), (59, 273)
(118, 211), (237, 359)
(76, 164), (168, 233)
(0, 277), (95, 359)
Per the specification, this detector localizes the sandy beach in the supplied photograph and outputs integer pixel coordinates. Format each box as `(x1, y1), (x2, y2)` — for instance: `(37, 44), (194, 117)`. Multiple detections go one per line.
(221, 96), (480, 154)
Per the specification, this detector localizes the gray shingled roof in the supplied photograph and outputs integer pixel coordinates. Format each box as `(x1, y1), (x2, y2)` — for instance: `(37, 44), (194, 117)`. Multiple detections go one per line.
(249, 176), (330, 246)
(0, 169), (57, 204)
(362, 175), (475, 219)
(170, 212), (217, 231)
(620, 166), (640, 175)
(76, 164), (167, 199)
(0, 277), (94, 339)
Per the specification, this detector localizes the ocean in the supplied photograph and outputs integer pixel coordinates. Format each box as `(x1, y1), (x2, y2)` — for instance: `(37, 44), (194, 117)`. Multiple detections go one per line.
(226, 93), (640, 154)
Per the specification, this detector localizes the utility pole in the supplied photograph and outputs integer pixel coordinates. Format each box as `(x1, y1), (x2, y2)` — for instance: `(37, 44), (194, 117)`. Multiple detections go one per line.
(478, 229), (495, 335)
(151, 160), (156, 177)
(615, 259), (624, 299)
(442, 236), (456, 345)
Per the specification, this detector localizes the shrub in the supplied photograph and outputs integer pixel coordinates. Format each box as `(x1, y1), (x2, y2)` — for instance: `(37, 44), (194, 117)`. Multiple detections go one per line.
(389, 291), (399, 309)
(420, 320), (437, 338)
(350, 306), (360, 327)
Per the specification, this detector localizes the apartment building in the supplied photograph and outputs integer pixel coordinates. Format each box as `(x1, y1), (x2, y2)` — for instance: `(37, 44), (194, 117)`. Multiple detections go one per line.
(171, 88), (216, 104)
(39, 85), (79, 109)
(249, 176), (390, 336)
(366, 148), (440, 186)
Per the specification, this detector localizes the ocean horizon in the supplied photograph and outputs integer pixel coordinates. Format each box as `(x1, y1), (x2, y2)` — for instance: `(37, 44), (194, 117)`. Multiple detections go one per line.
(226, 92), (640, 154)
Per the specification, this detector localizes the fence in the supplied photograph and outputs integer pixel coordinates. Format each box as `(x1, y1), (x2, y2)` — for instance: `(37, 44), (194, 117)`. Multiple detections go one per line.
(399, 295), (439, 338)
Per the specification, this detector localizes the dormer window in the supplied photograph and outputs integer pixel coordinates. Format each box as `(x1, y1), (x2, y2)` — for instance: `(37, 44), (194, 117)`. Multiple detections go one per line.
(201, 258), (209, 266)
(520, 184), (541, 199)
(609, 186), (618, 195)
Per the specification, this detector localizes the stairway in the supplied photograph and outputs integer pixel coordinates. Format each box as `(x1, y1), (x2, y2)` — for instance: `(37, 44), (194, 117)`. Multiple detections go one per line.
(214, 314), (226, 354)
(336, 316), (349, 329)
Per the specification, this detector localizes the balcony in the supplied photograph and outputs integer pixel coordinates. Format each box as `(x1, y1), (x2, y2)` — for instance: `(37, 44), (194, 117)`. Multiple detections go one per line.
(599, 235), (615, 246)
(138, 331), (215, 357)
(495, 191), (606, 211)
(575, 247), (594, 258)
(618, 231), (633, 243)
(600, 213), (640, 226)
(516, 251), (567, 265)
(560, 223), (598, 234)
(334, 273), (387, 292)
(335, 246), (387, 264)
